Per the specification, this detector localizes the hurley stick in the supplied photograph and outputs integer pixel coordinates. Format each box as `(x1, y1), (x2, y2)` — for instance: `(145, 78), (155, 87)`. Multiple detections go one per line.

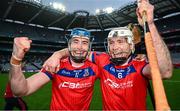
(137, 0), (170, 110)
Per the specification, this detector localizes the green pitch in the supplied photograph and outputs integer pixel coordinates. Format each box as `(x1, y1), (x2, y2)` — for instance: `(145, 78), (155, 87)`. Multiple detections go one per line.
(0, 69), (180, 110)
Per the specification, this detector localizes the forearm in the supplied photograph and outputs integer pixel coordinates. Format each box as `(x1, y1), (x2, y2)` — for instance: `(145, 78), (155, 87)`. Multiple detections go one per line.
(9, 64), (28, 96)
(10, 66), (50, 96)
(54, 48), (69, 59)
(148, 23), (173, 78)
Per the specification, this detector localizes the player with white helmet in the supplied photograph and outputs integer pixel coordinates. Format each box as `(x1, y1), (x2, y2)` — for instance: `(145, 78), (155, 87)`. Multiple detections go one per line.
(106, 27), (135, 65)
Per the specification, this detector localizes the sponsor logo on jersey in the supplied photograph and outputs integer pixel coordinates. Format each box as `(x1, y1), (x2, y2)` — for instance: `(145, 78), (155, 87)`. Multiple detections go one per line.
(58, 82), (92, 89)
(104, 78), (133, 89)
(104, 64), (136, 79)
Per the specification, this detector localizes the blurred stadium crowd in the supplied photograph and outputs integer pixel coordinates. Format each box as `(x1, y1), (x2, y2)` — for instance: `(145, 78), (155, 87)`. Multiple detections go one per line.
(0, 54), (48, 72)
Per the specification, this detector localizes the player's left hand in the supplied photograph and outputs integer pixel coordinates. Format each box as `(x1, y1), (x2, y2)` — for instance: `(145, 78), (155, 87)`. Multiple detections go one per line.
(136, 0), (154, 26)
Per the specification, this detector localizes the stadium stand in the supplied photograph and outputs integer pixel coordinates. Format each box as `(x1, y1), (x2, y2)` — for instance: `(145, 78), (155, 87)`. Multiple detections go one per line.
(0, 0), (180, 72)
(0, 20), (65, 42)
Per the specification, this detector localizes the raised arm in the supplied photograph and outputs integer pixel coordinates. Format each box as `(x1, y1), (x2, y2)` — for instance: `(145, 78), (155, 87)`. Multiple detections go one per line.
(10, 37), (50, 97)
(136, 0), (173, 79)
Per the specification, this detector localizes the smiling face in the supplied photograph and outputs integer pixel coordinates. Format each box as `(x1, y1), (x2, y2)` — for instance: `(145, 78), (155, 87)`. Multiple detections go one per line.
(69, 36), (90, 60)
(106, 27), (135, 65)
(108, 36), (133, 59)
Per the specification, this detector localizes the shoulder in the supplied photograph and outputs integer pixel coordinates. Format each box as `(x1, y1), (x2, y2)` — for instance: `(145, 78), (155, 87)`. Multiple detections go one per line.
(133, 54), (147, 62)
(85, 60), (99, 70)
(92, 51), (110, 60)
(60, 57), (70, 66)
(85, 59), (97, 66)
(93, 51), (108, 56)
(60, 57), (69, 63)
(131, 54), (148, 70)
(92, 51), (110, 66)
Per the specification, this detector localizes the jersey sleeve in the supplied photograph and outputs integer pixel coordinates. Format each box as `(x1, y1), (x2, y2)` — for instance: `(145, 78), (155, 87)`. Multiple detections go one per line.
(40, 68), (54, 80)
(40, 59), (62, 80)
(91, 51), (100, 64)
(91, 51), (110, 67)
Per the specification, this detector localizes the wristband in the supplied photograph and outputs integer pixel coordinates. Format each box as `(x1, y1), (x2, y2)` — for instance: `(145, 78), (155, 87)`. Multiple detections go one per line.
(12, 53), (22, 61)
(10, 54), (22, 66)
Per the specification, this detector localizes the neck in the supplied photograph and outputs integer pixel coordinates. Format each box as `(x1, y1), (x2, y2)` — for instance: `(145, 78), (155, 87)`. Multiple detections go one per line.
(70, 58), (84, 68)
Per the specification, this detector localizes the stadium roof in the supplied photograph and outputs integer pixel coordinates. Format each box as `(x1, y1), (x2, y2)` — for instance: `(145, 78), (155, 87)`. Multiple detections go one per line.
(0, 0), (180, 30)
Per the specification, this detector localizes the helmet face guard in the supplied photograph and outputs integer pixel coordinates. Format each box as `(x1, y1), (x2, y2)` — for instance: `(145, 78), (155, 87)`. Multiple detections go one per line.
(66, 28), (94, 63)
(105, 27), (134, 65)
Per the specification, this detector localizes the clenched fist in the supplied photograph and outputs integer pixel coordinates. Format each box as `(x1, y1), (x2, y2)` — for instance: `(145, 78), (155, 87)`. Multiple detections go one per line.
(136, 0), (154, 26)
(12, 37), (32, 60)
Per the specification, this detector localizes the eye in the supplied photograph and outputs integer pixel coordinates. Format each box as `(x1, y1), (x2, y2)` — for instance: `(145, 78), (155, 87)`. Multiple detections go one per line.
(117, 39), (127, 44)
(82, 41), (88, 45)
(117, 40), (123, 43)
(108, 40), (114, 45)
(72, 39), (79, 44)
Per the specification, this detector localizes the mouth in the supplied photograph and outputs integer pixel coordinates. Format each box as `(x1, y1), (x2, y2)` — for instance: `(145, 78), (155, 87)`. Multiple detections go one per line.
(112, 52), (129, 58)
(72, 50), (87, 56)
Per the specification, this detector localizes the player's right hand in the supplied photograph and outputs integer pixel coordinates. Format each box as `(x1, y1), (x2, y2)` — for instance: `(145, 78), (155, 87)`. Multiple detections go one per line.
(136, 0), (154, 26)
(43, 52), (60, 73)
(13, 37), (32, 60)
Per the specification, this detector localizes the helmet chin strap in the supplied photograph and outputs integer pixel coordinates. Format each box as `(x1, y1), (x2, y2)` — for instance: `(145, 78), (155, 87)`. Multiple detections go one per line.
(110, 54), (131, 66)
(69, 51), (87, 63)
(68, 37), (93, 64)
(110, 57), (127, 66)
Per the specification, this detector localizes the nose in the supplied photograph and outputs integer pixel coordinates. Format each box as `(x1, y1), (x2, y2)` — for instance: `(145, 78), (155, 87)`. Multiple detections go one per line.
(75, 40), (84, 51)
(76, 42), (82, 48)
(111, 42), (120, 51)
